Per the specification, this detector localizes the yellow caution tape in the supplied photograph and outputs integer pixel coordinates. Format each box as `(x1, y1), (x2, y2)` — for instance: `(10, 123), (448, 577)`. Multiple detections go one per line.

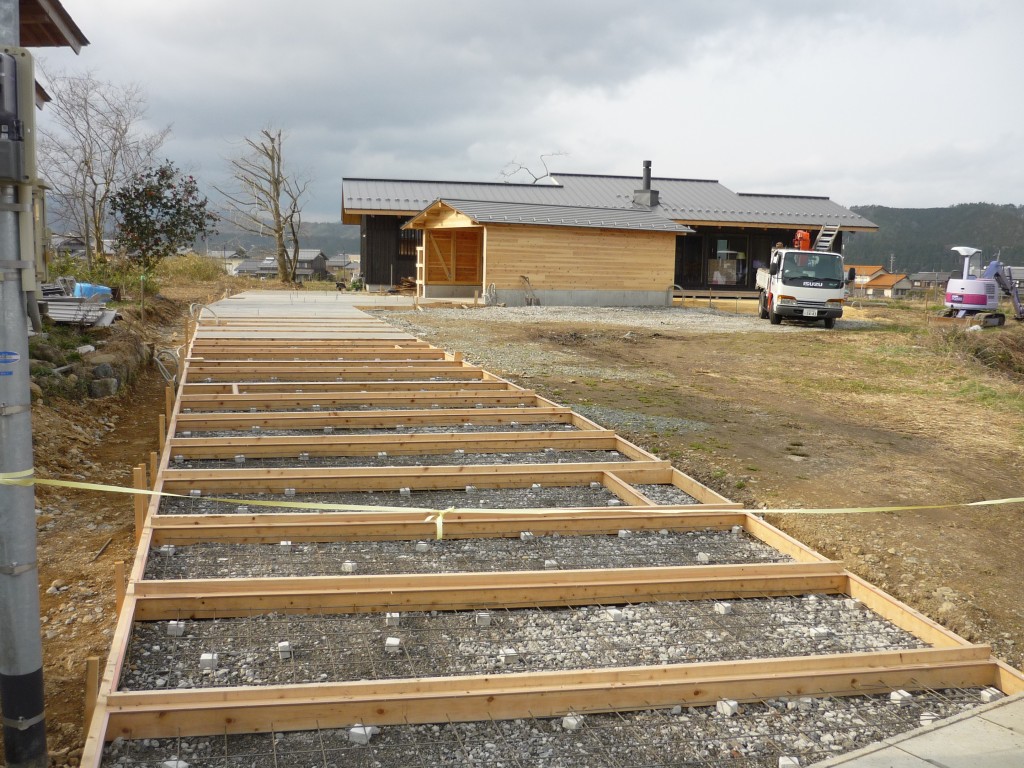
(2, 471), (1021, 543)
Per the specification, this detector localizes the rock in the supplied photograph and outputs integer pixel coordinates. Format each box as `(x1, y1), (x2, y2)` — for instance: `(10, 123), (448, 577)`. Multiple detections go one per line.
(88, 378), (120, 398)
(91, 362), (115, 379)
(29, 381), (43, 401)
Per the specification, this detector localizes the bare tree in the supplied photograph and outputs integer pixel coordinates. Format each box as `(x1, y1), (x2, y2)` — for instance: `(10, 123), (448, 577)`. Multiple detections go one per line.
(216, 128), (309, 282)
(38, 69), (170, 264)
(499, 151), (569, 184)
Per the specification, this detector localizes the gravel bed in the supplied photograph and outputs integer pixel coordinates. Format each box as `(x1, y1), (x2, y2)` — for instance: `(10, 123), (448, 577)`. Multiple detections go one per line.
(172, 449), (632, 471)
(178, 422), (578, 438)
(158, 486), (621, 515)
(120, 595), (924, 691)
(576, 404), (709, 436)
(144, 529), (786, 580)
(100, 689), (989, 767)
(632, 483), (698, 505)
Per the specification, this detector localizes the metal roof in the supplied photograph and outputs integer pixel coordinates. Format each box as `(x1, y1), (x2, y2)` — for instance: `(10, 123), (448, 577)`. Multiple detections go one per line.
(343, 173), (877, 230)
(412, 199), (693, 233)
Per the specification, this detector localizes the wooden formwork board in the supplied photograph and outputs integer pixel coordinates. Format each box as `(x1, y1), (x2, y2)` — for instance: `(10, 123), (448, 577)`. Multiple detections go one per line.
(173, 406), (577, 432)
(189, 349), (449, 361)
(89, 646), (1006, 743)
(164, 429), (645, 459)
(177, 390), (540, 411)
(184, 364), (486, 383)
(180, 380), (515, 395)
(130, 562), (850, 619)
(190, 339), (434, 349)
(161, 462), (671, 494)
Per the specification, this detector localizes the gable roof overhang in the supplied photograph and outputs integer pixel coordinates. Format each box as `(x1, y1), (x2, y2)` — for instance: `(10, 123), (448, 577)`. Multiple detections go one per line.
(20, 0), (89, 51)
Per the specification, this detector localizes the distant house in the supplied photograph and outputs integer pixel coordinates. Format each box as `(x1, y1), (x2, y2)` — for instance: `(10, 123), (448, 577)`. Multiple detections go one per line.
(327, 253), (360, 281)
(845, 265), (888, 295)
(295, 249), (331, 281)
(908, 271), (951, 291)
(206, 246), (248, 275)
(864, 273), (912, 298)
(235, 257), (278, 279)
(342, 161), (878, 305)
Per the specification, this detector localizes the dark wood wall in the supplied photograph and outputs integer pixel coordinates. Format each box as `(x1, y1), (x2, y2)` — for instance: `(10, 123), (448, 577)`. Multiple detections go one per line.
(361, 215), (421, 286)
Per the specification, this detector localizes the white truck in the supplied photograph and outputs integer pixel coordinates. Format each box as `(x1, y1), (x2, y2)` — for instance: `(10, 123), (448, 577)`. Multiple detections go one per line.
(756, 248), (854, 329)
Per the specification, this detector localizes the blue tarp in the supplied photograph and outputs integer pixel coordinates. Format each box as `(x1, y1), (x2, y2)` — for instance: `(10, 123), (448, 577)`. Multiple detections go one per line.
(72, 282), (113, 301)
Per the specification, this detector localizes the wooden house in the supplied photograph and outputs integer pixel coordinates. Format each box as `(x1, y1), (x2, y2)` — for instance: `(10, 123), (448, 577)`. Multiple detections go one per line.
(342, 162), (877, 305)
(864, 273), (912, 298)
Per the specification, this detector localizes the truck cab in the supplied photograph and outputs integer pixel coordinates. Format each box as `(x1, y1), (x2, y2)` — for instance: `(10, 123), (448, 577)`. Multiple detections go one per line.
(756, 248), (851, 329)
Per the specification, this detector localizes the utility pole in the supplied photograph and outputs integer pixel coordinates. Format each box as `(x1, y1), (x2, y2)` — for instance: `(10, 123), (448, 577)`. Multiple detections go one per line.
(0, 0), (48, 765)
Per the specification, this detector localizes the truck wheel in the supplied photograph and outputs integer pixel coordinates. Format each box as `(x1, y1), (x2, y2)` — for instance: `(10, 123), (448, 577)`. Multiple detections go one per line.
(758, 293), (769, 319)
(824, 317), (836, 329)
(769, 308), (782, 325)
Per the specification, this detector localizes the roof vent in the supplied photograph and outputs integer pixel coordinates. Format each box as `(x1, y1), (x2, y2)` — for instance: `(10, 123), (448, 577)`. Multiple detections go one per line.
(633, 160), (659, 208)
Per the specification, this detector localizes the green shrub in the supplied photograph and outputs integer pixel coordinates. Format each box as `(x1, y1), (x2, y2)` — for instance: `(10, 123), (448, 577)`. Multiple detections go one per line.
(155, 253), (226, 282)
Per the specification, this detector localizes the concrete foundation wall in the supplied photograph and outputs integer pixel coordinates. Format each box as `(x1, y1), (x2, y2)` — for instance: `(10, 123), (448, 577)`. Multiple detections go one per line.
(495, 288), (673, 307)
(422, 284), (478, 299)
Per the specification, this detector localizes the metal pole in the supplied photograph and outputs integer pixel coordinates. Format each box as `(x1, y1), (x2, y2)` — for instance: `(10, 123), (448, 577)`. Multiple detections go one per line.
(0, 1), (48, 764)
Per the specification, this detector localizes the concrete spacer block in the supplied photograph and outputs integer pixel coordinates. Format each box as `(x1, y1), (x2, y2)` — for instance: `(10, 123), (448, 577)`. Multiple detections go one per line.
(386, 612), (401, 627)
(670, 705), (683, 715)
(778, 758), (801, 768)
(920, 711), (939, 726)
(843, 598), (861, 610)
(348, 725), (380, 745)
(234, 454), (246, 464)
(543, 559), (559, 570)
(377, 451), (388, 458)
(981, 687), (1005, 703)
(385, 637), (401, 655)
(520, 531), (534, 541)
(731, 525), (744, 535)
(342, 560), (358, 573)
(311, 404), (321, 412)
(199, 652), (218, 670)
(166, 620), (185, 637)
(414, 541), (430, 553)
(236, 505), (249, 514)
(605, 608), (626, 622)
(561, 715), (584, 731)
(475, 611), (492, 627)
(162, 760), (189, 768)
(696, 552), (711, 564)
(189, 489), (202, 498)
(298, 452), (309, 462)
(323, 426), (334, 434)
(279, 540), (293, 552)
(658, 529), (670, 536)
(283, 488), (296, 497)
(500, 648), (519, 665)
(158, 544), (176, 557)
(452, 449), (465, 455)
(250, 425), (260, 433)
(607, 499), (622, 507)
(400, 487), (412, 496)
(173, 454), (184, 463)
(714, 602), (733, 615)
(589, 481), (602, 489)
(890, 689), (913, 706)
(716, 699), (739, 716)
(465, 485), (477, 493)
(531, 483), (542, 490)
(179, 431), (192, 438)
(277, 641), (292, 660)
(618, 529), (632, 538)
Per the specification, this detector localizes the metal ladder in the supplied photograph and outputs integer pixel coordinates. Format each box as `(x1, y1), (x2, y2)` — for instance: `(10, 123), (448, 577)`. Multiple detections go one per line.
(814, 223), (841, 252)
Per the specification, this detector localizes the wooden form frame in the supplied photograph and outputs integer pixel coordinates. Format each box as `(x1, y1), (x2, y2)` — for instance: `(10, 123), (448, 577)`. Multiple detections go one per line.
(78, 298), (1024, 767)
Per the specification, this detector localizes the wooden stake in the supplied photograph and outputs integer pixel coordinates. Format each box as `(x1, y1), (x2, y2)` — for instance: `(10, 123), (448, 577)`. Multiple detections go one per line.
(84, 656), (100, 730)
(149, 452), (158, 488)
(158, 413), (166, 447)
(133, 466), (147, 543)
(165, 385), (174, 421)
(114, 561), (125, 614)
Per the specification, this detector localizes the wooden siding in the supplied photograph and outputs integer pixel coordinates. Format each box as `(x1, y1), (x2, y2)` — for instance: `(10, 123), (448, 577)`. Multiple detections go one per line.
(483, 224), (676, 291)
(424, 229), (483, 285)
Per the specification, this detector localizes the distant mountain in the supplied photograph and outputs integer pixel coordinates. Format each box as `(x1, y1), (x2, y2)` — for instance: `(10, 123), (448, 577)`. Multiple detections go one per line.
(846, 203), (1024, 274)
(201, 220), (360, 256)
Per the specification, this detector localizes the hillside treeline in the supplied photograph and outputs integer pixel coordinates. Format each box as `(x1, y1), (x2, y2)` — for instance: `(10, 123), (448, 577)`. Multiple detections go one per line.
(846, 203), (1024, 273)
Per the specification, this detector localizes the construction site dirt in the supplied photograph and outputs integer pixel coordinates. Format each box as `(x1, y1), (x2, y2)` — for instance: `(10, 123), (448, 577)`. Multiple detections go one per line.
(13, 295), (1024, 766)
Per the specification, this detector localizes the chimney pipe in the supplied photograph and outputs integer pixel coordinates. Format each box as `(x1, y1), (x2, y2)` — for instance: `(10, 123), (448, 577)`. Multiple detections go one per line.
(633, 160), (658, 207)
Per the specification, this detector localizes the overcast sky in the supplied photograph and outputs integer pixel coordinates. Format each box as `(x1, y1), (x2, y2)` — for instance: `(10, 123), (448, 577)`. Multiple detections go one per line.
(40, 0), (1024, 222)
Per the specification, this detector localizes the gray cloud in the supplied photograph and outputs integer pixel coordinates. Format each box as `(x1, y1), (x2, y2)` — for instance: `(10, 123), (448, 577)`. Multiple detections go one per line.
(41, 0), (1024, 219)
